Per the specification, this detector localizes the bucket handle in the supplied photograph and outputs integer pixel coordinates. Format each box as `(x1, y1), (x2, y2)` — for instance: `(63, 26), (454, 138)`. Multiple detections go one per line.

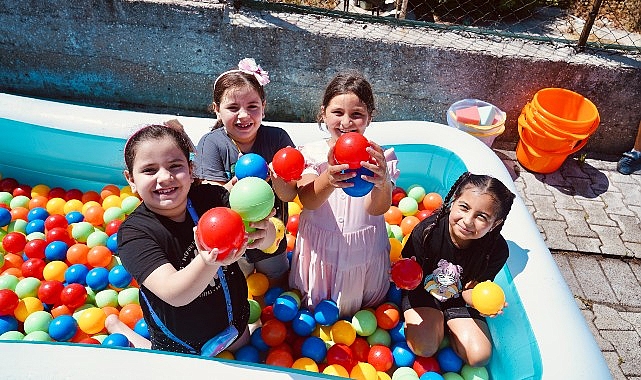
(526, 103), (599, 140)
(518, 116), (590, 157)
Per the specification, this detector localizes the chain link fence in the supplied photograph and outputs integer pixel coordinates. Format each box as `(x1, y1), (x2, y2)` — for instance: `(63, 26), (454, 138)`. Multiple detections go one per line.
(236, 0), (640, 54)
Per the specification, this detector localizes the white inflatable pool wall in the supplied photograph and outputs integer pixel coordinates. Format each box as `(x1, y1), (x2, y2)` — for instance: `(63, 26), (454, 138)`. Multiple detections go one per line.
(0, 93), (611, 379)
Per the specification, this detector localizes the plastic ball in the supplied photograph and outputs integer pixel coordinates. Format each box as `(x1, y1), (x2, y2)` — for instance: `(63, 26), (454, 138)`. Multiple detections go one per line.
(389, 321), (405, 343)
(416, 209), (434, 221)
(102, 195), (122, 210)
(398, 197), (419, 216)
(108, 265), (133, 288)
(14, 297), (44, 322)
(25, 219), (46, 235)
(326, 343), (356, 373)
(86, 230), (109, 248)
(352, 309), (378, 337)
(0, 315), (18, 335)
(60, 283), (88, 309)
(265, 347), (294, 368)
(0, 274), (19, 291)
(0, 207), (12, 227)
(0, 330), (25, 340)
(94, 289), (119, 309)
(86, 267), (110, 291)
(235, 153), (269, 180)
(44, 240), (69, 262)
(102, 332), (130, 347)
(9, 195), (30, 209)
(42, 260), (69, 282)
(273, 295), (299, 322)
(331, 320), (357, 346)
(119, 303), (143, 329)
(375, 302), (400, 330)
(229, 177), (275, 222)
(118, 287), (140, 307)
(23, 310), (53, 334)
(234, 344), (260, 363)
(48, 314), (78, 342)
(104, 219), (123, 236)
(400, 215), (420, 236)
(301, 336), (327, 363)
(413, 355), (441, 376)
(21, 258), (46, 280)
(15, 277), (42, 299)
(436, 347), (463, 373)
(392, 341), (416, 367)
(292, 357), (319, 372)
(0, 289), (19, 316)
(65, 210), (84, 224)
(23, 330), (52, 342)
(292, 308), (316, 337)
(87, 246), (113, 268)
(246, 272), (269, 297)
(407, 185), (426, 203)
(420, 372), (445, 380)
(120, 196), (141, 215)
(459, 364), (489, 380)
(334, 132), (370, 169)
(64, 200), (84, 215)
(133, 318), (150, 339)
(422, 193), (443, 212)
(389, 225), (403, 241)
(65, 263), (90, 285)
(77, 307), (107, 335)
(392, 367), (420, 380)
(249, 327), (270, 351)
(323, 364), (349, 377)
(248, 299), (261, 324)
(272, 147), (305, 181)
(261, 318), (287, 347)
(314, 299), (339, 326)
(37, 280), (64, 306)
(390, 258), (423, 290)
(196, 207), (245, 260)
(263, 287), (284, 307)
(350, 336), (371, 363)
(368, 344), (394, 372)
(366, 327), (391, 347)
(351, 362), (378, 380)
(343, 167), (375, 197)
(2, 231), (27, 254)
(471, 281), (505, 315)
(106, 233), (118, 253)
(286, 214), (299, 236)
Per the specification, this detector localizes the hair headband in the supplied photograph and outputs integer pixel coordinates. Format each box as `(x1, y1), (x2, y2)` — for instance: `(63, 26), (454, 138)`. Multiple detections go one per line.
(213, 58), (270, 89)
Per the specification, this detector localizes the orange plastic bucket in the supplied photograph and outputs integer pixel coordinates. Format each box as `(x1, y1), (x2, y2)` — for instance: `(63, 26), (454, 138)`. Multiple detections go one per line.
(527, 102), (599, 140)
(518, 113), (576, 152)
(531, 88), (599, 132)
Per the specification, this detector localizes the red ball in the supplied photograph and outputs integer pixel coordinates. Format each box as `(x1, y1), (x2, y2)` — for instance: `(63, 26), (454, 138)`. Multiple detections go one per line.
(0, 177), (19, 193)
(196, 207), (245, 261)
(412, 355), (440, 376)
(416, 209), (434, 221)
(0, 289), (20, 316)
(45, 214), (69, 231)
(23, 239), (47, 260)
(375, 302), (400, 330)
(49, 187), (67, 200)
(266, 348), (294, 368)
(350, 337), (371, 363)
(60, 283), (88, 309)
(105, 219), (123, 236)
(65, 189), (84, 201)
(368, 344), (394, 372)
(46, 227), (72, 244)
(390, 258), (424, 290)
(286, 214), (299, 236)
(272, 147), (305, 182)
(261, 319), (288, 347)
(21, 258), (47, 279)
(12, 184), (32, 198)
(326, 343), (356, 373)
(391, 187), (407, 206)
(333, 132), (371, 169)
(38, 280), (65, 305)
(2, 231), (27, 254)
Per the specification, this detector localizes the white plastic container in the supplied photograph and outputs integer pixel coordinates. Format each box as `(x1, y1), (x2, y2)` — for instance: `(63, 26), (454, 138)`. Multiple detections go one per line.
(447, 98), (506, 147)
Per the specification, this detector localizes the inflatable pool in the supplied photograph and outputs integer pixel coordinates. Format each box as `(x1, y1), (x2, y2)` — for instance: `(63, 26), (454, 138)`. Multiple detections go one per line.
(0, 93), (611, 379)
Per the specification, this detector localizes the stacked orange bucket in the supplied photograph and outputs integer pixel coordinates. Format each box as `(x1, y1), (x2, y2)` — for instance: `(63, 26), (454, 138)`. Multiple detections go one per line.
(517, 88), (600, 173)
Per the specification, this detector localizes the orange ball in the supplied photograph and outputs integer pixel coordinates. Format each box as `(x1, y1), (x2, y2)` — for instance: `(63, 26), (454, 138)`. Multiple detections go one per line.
(400, 216), (420, 236)
(100, 185), (120, 200)
(246, 272), (270, 297)
(265, 348), (294, 368)
(87, 246), (113, 268)
(84, 205), (105, 226)
(102, 306), (120, 317)
(1, 267), (23, 277)
(119, 303), (144, 329)
(67, 243), (90, 265)
(2, 253), (24, 270)
(31, 184), (50, 198)
(389, 238), (402, 263)
(50, 304), (72, 318)
(375, 302), (400, 330)
(28, 196), (49, 210)
(10, 206), (29, 222)
(286, 233), (296, 252)
(422, 192), (443, 212)
(384, 206), (403, 226)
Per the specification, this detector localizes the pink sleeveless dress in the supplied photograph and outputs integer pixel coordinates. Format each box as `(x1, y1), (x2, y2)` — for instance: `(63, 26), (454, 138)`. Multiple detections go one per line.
(288, 139), (400, 317)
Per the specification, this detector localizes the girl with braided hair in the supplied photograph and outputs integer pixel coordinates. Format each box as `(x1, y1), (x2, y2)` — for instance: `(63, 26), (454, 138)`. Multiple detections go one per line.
(400, 172), (515, 366)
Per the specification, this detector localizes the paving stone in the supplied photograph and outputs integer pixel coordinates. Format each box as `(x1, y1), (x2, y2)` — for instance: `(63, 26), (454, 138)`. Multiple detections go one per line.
(623, 242), (641, 259)
(557, 209), (598, 237)
(630, 205), (641, 224)
(593, 304), (634, 330)
(539, 219), (576, 251)
(606, 330), (641, 376)
(618, 182), (641, 206)
(602, 191), (637, 217)
(577, 199), (618, 227)
(581, 308), (614, 351)
(553, 253), (585, 298)
(590, 225), (629, 257)
(569, 255), (616, 303)
(610, 214), (641, 244)
(550, 188), (584, 210)
(602, 350), (628, 380)
(601, 259), (641, 307)
(620, 312), (641, 340)
(530, 194), (564, 220)
(561, 159), (591, 179)
(609, 170), (641, 185)
(631, 260), (641, 284)
(567, 235), (603, 254)
(520, 172), (552, 196)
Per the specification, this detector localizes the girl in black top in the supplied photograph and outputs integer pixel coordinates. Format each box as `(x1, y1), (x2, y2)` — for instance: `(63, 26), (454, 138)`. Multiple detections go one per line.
(401, 172), (515, 367)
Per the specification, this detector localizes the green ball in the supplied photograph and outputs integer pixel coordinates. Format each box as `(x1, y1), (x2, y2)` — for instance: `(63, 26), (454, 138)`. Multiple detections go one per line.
(386, 222), (392, 237)
(86, 230), (109, 248)
(23, 330), (52, 342)
(407, 185), (426, 203)
(23, 310), (53, 334)
(390, 225), (403, 241)
(72, 221), (95, 243)
(0, 253), (4, 268)
(461, 364), (489, 380)
(0, 330), (25, 340)
(0, 274), (19, 291)
(95, 289), (119, 308)
(118, 287), (140, 307)
(229, 177), (275, 222)
(120, 196), (141, 215)
(0, 192), (13, 206)
(366, 327), (391, 347)
(8, 219), (27, 233)
(392, 367), (419, 380)
(92, 334), (108, 343)
(442, 373), (465, 380)
(26, 232), (46, 241)
(9, 195), (30, 209)
(15, 277), (41, 299)
(398, 197), (419, 216)
(103, 207), (125, 224)
(351, 309), (377, 337)
(85, 286), (96, 305)
(248, 299), (261, 324)
(72, 304), (94, 320)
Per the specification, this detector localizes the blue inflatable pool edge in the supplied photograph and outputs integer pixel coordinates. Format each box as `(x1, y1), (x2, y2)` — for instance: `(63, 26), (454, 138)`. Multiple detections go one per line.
(0, 93), (612, 380)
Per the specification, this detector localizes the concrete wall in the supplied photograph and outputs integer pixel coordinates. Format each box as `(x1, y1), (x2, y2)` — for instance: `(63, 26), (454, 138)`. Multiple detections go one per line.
(1, 0), (640, 154)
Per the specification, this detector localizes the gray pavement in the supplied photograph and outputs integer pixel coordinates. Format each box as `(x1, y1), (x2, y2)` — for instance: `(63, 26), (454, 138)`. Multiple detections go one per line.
(493, 143), (641, 380)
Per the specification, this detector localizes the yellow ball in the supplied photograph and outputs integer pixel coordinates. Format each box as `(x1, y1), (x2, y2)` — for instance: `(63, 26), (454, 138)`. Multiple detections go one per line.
(350, 362), (378, 380)
(246, 272), (269, 297)
(102, 194), (122, 209)
(292, 357), (319, 372)
(31, 184), (50, 198)
(293, 195), (303, 208)
(216, 350), (234, 360)
(119, 185), (135, 198)
(402, 233), (410, 247)
(376, 371), (392, 380)
(389, 238), (402, 263)
(330, 320), (356, 346)
(323, 364), (349, 377)
(14, 297), (44, 322)
(82, 201), (101, 214)
(77, 307), (107, 335)
(46, 198), (66, 215)
(288, 202), (302, 216)
(312, 324), (332, 342)
(472, 281), (506, 315)
(64, 199), (84, 214)
(42, 260), (69, 282)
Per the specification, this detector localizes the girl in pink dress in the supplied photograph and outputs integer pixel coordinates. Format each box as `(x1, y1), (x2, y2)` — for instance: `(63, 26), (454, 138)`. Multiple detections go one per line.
(289, 71), (400, 317)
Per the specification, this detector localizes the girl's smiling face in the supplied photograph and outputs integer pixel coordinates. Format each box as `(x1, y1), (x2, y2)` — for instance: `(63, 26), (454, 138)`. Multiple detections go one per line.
(214, 86), (265, 148)
(448, 187), (502, 249)
(322, 92), (371, 143)
(125, 136), (193, 221)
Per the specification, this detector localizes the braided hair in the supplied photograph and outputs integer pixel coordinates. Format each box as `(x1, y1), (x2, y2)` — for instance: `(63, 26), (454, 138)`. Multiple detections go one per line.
(420, 172), (515, 285)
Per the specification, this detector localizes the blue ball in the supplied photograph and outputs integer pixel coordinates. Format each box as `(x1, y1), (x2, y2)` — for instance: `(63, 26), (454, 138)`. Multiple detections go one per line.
(85, 267), (110, 291)
(65, 264), (89, 285)
(437, 346), (463, 373)
(235, 153), (269, 180)
(386, 282), (402, 306)
(420, 372), (445, 380)
(44, 241), (69, 261)
(292, 308), (316, 337)
(65, 211), (84, 224)
(314, 299), (339, 326)
(234, 345), (260, 363)
(102, 333), (131, 347)
(273, 295), (299, 322)
(49, 315), (78, 342)
(27, 207), (49, 222)
(0, 208), (12, 227)
(264, 286), (284, 306)
(25, 219), (45, 234)
(106, 233), (118, 253)
(389, 319), (406, 343)
(133, 318), (150, 339)
(249, 327), (270, 351)
(392, 341), (416, 367)
(0, 315), (18, 335)
(108, 265), (132, 288)
(301, 336), (327, 363)
(342, 167), (375, 197)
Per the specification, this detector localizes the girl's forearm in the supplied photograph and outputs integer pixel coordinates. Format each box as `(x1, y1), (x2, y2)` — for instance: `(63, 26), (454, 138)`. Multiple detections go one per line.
(145, 258), (221, 307)
(298, 171), (334, 210)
